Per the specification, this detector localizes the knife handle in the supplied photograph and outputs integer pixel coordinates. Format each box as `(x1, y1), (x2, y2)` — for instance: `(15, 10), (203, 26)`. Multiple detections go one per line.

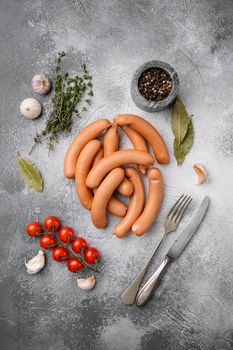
(121, 230), (167, 305)
(135, 256), (171, 306)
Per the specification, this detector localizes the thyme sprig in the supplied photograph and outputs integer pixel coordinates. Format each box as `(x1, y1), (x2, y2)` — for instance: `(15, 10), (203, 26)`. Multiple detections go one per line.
(29, 52), (93, 155)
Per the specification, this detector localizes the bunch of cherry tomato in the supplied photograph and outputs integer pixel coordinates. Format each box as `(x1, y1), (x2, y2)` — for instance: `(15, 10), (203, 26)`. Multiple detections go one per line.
(26, 216), (100, 273)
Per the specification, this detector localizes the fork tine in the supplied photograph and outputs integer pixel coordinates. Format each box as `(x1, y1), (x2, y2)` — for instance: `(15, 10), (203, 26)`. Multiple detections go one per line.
(167, 194), (185, 218)
(173, 196), (192, 224)
(167, 194), (187, 219)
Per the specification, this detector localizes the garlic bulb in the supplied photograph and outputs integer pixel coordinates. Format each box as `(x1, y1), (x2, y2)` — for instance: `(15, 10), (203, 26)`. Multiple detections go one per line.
(193, 163), (207, 185)
(20, 98), (42, 119)
(25, 250), (45, 274)
(77, 275), (96, 290)
(31, 73), (51, 95)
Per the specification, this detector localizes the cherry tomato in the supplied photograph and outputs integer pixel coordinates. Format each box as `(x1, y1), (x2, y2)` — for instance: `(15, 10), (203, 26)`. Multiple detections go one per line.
(67, 257), (84, 272)
(52, 246), (69, 262)
(44, 216), (61, 232)
(58, 226), (75, 243)
(84, 247), (100, 265)
(71, 237), (87, 254)
(39, 234), (57, 250)
(26, 222), (43, 237)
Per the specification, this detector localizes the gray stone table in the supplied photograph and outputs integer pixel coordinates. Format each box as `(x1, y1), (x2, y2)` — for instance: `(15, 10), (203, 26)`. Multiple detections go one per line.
(0, 0), (233, 349)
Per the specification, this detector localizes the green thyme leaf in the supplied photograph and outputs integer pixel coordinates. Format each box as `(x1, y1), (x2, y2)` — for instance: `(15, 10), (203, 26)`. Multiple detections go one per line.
(174, 119), (194, 165)
(17, 152), (43, 192)
(171, 96), (190, 146)
(30, 52), (93, 154)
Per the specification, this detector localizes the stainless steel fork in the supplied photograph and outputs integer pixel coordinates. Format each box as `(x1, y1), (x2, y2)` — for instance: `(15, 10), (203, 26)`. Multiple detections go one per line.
(121, 194), (192, 305)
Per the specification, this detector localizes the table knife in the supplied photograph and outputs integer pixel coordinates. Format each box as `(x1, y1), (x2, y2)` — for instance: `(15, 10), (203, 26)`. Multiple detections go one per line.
(135, 196), (210, 306)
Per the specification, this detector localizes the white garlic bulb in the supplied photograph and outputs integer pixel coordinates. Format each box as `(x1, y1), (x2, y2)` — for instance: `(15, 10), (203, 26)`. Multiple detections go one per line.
(31, 73), (51, 95)
(20, 98), (42, 119)
(25, 250), (45, 274)
(77, 275), (96, 290)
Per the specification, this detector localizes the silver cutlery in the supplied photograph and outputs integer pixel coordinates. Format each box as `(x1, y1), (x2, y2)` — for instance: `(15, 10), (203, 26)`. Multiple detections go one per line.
(121, 194), (192, 305)
(136, 196), (210, 306)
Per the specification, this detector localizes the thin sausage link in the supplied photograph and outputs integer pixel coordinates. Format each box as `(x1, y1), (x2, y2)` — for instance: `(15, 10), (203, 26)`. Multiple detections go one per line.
(104, 124), (133, 196)
(103, 123), (119, 156)
(64, 119), (111, 178)
(122, 126), (148, 174)
(92, 146), (127, 217)
(132, 167), (164, 236)
(75, 140), (102, 210)
(91, 168), (125, 228)
(114, 168), (145, 238)
(114, 114), (169, 164)
(92, 147), (103, 167)
(86, 150), (154, 189)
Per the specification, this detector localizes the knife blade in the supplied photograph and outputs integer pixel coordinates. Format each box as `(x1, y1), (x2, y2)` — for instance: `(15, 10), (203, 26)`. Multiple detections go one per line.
(167, 195), (210, 259)
(135, 196), (210, 306)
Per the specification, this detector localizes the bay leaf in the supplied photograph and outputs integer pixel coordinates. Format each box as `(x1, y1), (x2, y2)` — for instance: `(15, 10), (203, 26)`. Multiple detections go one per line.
(171, 96), (190, 146)
(17, 152), (43, 192)
(174, 119), (194, 165)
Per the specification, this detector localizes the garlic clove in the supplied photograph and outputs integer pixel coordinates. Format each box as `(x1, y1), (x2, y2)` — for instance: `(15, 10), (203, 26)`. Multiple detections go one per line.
(32, 73), (51, 95)
(20, 98), (42, 119)
(77, 275), (96, 291)
(193, 163), (207, 185)
(25, 250), (45, 274)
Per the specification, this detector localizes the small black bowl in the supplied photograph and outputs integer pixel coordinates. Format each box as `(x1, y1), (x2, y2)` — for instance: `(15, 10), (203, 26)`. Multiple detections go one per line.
(130, 60), (179, 112)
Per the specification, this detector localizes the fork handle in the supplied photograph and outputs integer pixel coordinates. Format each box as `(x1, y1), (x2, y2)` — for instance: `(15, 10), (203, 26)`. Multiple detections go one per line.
(136, 256), (171, 306)
(121, 231), (166, 305)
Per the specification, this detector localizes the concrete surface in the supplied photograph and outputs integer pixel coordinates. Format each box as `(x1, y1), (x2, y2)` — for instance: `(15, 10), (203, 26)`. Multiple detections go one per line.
(0, 0), (233, 349)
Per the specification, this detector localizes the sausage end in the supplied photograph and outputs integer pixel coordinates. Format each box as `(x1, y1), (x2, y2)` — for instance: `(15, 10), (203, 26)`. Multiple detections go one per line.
(131, 224), (144, 236)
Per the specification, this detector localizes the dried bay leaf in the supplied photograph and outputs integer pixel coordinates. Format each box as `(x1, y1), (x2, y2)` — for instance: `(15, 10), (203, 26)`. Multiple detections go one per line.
(17, 152), (43, 192)
(174, 119), (194, 165)
(171, 96), (190, 146)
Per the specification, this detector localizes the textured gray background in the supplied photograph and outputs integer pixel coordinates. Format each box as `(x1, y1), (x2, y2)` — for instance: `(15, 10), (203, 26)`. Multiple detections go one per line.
(0, 0), (233, 349)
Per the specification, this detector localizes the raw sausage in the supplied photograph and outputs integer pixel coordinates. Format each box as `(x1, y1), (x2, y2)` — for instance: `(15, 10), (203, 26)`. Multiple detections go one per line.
(104, 124), (133, 196)
(103, 123), (119, 156)
(114, 114), (169, 164)
(93, 187), (127, 217)
(75, 140), (101, 210)
(122, 126), (148, 174)
(91, 168), (125, 228)
(92, 147), (127, 217)
(86, 150), (154, 189)
(114, 168), (145, 238)
(117, 174), (133, 197)
(92, 147), (103, 167)
(132, 167), (163, 236)
(106, 194), (127, 217)
(64, 119), (111, 178)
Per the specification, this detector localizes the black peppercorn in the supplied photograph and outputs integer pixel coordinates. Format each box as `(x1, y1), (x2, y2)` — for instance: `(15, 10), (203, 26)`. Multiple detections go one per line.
(138, 67), (172, 101)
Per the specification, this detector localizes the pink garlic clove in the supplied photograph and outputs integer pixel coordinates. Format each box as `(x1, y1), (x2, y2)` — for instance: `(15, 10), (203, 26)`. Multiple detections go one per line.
(193, 163), (208, 185)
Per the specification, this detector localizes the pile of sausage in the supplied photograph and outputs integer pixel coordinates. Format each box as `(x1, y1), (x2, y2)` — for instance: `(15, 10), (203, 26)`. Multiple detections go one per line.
(64, 114), (169, 238)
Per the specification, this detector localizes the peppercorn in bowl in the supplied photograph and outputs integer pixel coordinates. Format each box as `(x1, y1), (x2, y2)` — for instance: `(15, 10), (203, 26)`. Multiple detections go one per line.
(131, 60), (179, 112)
